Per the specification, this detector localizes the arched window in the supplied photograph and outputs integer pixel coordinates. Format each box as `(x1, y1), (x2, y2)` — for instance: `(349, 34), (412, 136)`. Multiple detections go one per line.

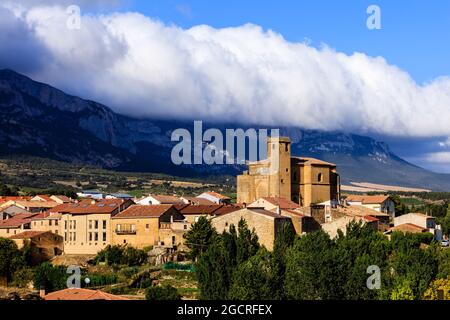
(318, 173), (323, 182)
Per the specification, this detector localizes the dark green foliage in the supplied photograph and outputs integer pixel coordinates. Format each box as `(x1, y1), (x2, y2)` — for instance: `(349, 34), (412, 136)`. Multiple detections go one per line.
(163, 262), (195, 272)
(93, 245), (147, 266)
(0, 182), (18, 196)
(184, 216), (218, 261)
(0, 237), (26, 281)
(33, 263), (67, 293)
(228, 248), (280, 300)
(82, 273), (118, 287)
(236, 219), (260, 264)
(145, 285), (181, 300)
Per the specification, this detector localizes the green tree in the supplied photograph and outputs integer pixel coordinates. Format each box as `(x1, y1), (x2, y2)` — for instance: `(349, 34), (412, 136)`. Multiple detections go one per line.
(33, 263), (67, 293)
(184, 216), (218, 262)
(284, 230), (339, 299)
(146, 285), (181, 300)
(236, 219), (259, 264)
(0, 183), (18, 196)
(228, 248), (279, 300)
(0, 237), (26, 281)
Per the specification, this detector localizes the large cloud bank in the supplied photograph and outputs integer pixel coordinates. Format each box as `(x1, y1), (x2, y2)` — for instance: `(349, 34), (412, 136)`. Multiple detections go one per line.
(1, 2), (450, 141)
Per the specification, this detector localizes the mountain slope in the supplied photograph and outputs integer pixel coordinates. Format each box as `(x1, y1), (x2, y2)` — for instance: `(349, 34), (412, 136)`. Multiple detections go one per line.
(1, 69), (449, 190)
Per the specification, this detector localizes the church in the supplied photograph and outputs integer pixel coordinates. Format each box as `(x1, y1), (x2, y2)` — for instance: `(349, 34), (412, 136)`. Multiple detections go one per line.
(237, 137), (340, 207)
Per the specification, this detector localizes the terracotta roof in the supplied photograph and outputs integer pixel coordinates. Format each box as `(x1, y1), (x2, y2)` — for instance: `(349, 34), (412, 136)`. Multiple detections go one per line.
(213, 205), (241, 216)
(9, 230), (48, 239)
(282, 209), (306, 218)
(390, 223), (428, 233)
(14, 200), (60, 208)
(49, 199), (128, 215)
(51, 195), (73, 203)
(0, 213), (37, 228)
(293, 157), (336, 166)
(362, 215), (379, 222)
(182, 197), (215, 205)
(44, 288), (129, 301)
(148, 195), (184, 204)
(113, 205), (174, 219)
(173, 204), (190, 211)
(178, 205), (224, 215)
(247, 208), (288, 219)
(260, 197), (300, 210)
(0, 196), (32, 201)
(32, 195), (54, 202)
(200, 192), (231, 200)
(346, 195), (391, 204)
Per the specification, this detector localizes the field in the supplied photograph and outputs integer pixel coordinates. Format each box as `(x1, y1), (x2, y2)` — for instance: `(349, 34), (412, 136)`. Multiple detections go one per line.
(342, 182), (432, 193)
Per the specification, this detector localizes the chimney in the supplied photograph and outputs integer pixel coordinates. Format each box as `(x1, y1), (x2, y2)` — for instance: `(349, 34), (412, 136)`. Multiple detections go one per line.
(91, 200), (96, 205)
(39, 286), (46, 298)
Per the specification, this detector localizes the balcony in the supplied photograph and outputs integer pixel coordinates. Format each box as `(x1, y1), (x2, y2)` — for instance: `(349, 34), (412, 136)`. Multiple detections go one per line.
(115, 229), (136, 235)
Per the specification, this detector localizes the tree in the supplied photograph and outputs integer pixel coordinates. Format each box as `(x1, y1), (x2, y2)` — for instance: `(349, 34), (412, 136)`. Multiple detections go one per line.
(236, 219), (259, 264)
(184, 216), (218, 262)
(93, 245), (147, 266)
(145, 285), (181, 300)
(437, 248), (450, 279)
(0, 183), (18, 196)
(390, 280), (415, 300)
(423, 278), (450, 300)
(0, 238), (26, 281)
(228, 248), (279, 300)
(33, 263), (67, 293)
(284, 230), (339, 300)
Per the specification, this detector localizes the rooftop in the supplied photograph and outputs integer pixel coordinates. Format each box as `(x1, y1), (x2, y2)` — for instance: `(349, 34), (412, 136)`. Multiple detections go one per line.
(113, 205), (175, 219)
(9, 230), (49, 240)
(43, 288), (129, 301)
(346, 195), (391, 204)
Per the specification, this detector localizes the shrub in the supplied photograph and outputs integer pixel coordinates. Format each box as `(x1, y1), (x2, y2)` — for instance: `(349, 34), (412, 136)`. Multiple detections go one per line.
(145, 285), (181, 300)
(93, 245), (148, 266)
(33, 263), (67, 293)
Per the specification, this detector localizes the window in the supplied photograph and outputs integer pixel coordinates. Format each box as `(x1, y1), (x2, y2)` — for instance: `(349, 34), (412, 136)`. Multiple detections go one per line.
(55, 220), (58, 226)
(285, 144), (289, 152)
(49, 220), (53, 226)
(318, 173), (323, 182)
(103, 220), (107, 229)
(94, 232), (98, 241)
(55, 230), (58, 235)
(64, 232), (67, 241)
(146, 224), (150, 229)
(69, 233), (72, 241)
(41, 221), (43, 226)
(94, 220), (99, 229)
(6, 229), (9, 234)
(73, 233), (76, 241)
(89, 232), (92, 242)
(103, 232), (107, 242)
(73, 221), (76, 229)
(184, 225), (187, 230)
(89, 220), (92, 229)
(65, 221), (67, 229)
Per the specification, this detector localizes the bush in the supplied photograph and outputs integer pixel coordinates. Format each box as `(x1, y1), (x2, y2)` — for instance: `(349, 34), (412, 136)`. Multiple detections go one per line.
(0, 237), (26, 281)
(145, 285), (181, 300)
(83, 273), (118, 287)
(11, 267), (35, 288)
(163, 262), (195, 272)
(33, 263), (67, 293)
(93, 245), (148, 266)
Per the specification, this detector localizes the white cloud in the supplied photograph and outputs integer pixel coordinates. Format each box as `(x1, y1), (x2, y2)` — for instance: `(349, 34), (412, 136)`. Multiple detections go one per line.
(424, 152), (450, 164)
(1, 3), (450, 139)
(439, 137), (450, 148)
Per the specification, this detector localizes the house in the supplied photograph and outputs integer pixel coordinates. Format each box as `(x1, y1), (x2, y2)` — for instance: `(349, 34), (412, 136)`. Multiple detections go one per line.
(51, 199), (134, 254)
(176, 204), (224, 223)
(1, 200), (60, 213)
(137, 194), (185, 205)
(321, 214), (379, 239)
(389, 223), (428, 234)
(211, 207), (293, 250)
(197, 192), (231, 205)
(248, 197), (318, 234)
(0, 204), (30, 220)
(237, 137), (340, 207)
(50, 195), (73, 204)
(393, 213), (442, 240)
(76, 190), (104, 200)
(42, 288), (129, 300)
(9, 231), (63, 264)
(31, 195), (54, 202)
(111, 205), (186, 249)
(346, 195), (396, 218)
(30, 211), (62, 235)
(105, 193), (134, 200)
(180, 196), (216, 205)
(0, 213), (39, 237)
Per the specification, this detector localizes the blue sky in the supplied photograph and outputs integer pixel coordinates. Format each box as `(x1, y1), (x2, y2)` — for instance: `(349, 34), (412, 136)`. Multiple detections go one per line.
(120, 0), (450, 84)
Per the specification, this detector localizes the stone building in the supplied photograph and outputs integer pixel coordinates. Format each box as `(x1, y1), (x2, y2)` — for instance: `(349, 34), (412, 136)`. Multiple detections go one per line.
(211, 207), (293, 250)
(111, 204), (186, 249)
(237, 137), (340, 207)
(9, 231), (63, 265)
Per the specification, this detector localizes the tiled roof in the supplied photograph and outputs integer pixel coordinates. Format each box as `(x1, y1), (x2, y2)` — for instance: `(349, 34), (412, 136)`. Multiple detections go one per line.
(201, 192), (231, 200)
(260, 197), (300, 210)
(51, 195), (73, 203)
(247, 208), (287, 219)
(9, 230), (48, 239)
(14, 200), (60, 208)
(213, 205), (241, 216)
(182, 197), (215, 205)
(0, 213), (37, 228)
(178, 205), (224, 215)
(149, 195), (184, 204)
(346, 195), (391, 204)
(44, 288), (129, 301)
(390, 223), (427, 233)
(49, 199), (128, 215)
(292, 157), (336, 166)
(113, 205), (174, 219)
(33, 195), (54, 202)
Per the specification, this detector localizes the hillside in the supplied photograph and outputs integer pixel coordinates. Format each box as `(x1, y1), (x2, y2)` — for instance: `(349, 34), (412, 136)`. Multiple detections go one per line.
(1, 69), (450, 191)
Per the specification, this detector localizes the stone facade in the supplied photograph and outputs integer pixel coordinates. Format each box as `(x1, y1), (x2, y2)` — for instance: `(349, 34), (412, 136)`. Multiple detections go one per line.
(237, 137), (340, 207)
(211, 208), (292, 250)
(10, 231), (64, 265)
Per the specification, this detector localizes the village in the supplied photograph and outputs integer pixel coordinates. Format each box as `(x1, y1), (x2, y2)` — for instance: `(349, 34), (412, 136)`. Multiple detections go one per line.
(0, 136), (449, 300)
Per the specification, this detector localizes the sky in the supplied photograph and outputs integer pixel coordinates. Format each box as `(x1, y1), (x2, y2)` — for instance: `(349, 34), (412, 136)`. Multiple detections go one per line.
(1, 0), (450, 173)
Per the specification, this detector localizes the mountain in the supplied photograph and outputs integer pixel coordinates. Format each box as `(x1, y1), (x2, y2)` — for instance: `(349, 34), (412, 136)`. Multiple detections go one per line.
(1, 69), (449, 190)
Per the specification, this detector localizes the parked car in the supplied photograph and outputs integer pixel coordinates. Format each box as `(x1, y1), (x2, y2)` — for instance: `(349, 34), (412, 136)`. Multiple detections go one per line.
(441, 240), (449, 247)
